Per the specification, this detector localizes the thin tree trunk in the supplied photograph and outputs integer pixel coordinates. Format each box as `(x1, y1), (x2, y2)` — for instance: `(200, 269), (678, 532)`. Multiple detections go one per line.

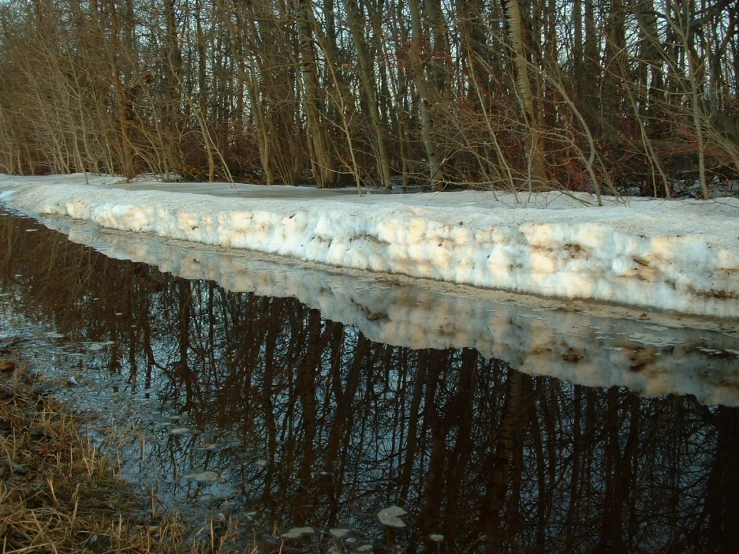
(506, 0), (548, 189)
(108, 0), (135, 180)
(408, 0), (443, 190)
(296, 0), (337, 188)
(342, 0), (393, 189)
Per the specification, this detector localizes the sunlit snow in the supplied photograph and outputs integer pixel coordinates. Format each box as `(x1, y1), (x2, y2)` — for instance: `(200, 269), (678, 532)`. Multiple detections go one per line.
(1, 173), (737, 318)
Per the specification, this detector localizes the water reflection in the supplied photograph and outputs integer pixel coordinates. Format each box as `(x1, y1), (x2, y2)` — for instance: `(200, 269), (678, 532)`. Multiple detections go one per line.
(2, 210), (739, 553)
(39, 214), (739, 406)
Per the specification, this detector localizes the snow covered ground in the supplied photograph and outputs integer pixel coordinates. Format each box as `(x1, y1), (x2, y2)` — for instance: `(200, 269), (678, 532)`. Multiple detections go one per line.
(1, 173), (737, 318)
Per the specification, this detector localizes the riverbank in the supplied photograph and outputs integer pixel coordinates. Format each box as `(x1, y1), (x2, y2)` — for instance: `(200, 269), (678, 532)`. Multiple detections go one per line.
(0, 343), (247, 554)
(1, 174), (737, 318)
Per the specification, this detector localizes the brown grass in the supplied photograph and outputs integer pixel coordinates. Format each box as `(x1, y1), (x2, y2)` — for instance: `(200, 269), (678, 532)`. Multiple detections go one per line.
(0, 351), (255, 554)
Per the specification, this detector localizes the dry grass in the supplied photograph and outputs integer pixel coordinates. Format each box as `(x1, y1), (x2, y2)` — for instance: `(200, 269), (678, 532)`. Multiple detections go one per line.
(0, 350), (255, 554)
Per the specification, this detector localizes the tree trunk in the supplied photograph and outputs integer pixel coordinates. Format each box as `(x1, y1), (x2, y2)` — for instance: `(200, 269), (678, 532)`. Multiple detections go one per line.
(506, 0), (548, 188)
(296, 0), (338, 188)
(341, 0), (393, 189)
(108, 0), (135, 180)
(408, 0), (443, 190)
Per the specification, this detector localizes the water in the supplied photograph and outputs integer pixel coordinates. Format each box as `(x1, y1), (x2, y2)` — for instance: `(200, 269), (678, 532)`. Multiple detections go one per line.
(1, 209), (738, 553)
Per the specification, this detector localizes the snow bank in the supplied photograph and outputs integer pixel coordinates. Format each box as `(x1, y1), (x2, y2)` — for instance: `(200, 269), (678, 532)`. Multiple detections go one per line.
(1, 175), (738, 318)
(37, 216), (739, 406)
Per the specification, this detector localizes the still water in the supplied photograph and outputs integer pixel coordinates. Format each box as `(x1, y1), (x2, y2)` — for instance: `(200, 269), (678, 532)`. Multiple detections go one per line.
(1, 209), (739, 553)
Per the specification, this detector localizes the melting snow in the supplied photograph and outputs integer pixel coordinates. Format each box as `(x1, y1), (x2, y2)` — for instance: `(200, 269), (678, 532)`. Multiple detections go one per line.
(1, 173), (737, 318)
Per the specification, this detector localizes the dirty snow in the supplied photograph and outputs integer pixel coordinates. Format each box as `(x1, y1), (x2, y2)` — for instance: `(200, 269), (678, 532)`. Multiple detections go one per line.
(0, 173), (737, 318)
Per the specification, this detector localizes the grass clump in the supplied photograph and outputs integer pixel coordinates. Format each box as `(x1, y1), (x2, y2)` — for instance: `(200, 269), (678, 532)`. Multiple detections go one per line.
(0, 350), (249, 554)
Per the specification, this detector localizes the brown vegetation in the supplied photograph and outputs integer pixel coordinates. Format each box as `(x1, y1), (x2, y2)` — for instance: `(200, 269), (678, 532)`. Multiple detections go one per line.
(0, 348), (246, 553)
(0, 1), (737, 197)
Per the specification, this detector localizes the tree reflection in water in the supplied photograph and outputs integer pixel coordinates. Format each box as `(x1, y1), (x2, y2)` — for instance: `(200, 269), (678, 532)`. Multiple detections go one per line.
(1, 211), (737, 553)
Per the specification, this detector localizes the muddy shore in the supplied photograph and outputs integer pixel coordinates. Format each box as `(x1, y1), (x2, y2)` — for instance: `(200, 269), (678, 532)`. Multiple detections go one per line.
(0, 344), (319, 554)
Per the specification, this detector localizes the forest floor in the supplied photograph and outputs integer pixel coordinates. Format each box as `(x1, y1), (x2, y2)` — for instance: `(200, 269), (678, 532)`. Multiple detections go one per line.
(0, 343), (282, 554)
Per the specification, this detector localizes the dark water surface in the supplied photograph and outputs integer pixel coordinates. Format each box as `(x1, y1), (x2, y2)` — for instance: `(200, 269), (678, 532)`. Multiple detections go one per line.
(1, 209), (739, 553)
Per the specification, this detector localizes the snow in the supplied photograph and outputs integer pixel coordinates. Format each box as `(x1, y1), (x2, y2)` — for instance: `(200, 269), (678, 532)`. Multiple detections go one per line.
(0, 173), (738, 318)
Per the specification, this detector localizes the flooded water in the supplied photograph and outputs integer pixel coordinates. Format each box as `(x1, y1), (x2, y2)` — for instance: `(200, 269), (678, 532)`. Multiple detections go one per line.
(2, 208), (739, 553)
